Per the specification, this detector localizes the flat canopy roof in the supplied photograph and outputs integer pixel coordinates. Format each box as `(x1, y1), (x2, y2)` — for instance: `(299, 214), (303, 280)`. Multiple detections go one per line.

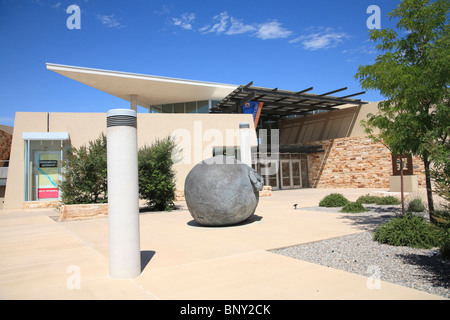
(46, 63), (238, 109)
(211, 82), (367, 116)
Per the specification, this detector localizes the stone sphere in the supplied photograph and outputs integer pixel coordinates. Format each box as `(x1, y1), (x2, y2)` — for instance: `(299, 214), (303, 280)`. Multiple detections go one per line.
(184, 156), (264, 226)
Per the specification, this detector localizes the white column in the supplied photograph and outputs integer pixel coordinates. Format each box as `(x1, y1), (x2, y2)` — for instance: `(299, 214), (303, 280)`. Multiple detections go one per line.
(239, 122), (251, 167)
(130, 94), (137, 112)
(106, 109), (141, 279)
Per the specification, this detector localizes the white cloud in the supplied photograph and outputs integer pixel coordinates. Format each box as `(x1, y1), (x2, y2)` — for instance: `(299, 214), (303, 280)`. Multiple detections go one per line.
(96, 14), (124, 28)
(226, 17), (257, 35)
(290, 27), (350, 50)
(51, 2), (62, 9)
(197, 11), (291, 40)
(172, 13), (195, 30)
(256, 20), (292, 40)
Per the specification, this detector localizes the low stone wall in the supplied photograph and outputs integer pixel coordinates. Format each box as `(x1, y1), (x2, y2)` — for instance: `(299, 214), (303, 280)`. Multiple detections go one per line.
(307, 135), (425, 188)
(58, 203), (108, 222)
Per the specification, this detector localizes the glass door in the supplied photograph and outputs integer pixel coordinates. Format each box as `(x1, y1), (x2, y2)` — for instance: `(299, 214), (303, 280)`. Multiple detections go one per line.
(280, 160), (291, 189)
(291, 159), (302, 188)
(33, 151), (61, 200)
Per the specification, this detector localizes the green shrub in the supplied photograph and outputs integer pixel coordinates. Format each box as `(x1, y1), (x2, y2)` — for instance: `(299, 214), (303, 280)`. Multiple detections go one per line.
(440, 228), (450, 259)
(373, 214), (440, 249)
(407, 198), (426, 212)
(319, 193), (350, 207)
(375, 196), (401, 205)
(340, 201), (368, 213)
(356, 194), (380, 204)
(60, 134), (108, 204)
(138, 136), (177, 211)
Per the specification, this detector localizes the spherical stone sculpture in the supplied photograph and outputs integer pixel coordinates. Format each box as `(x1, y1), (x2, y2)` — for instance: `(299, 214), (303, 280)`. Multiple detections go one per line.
(185, 155), (264, 226)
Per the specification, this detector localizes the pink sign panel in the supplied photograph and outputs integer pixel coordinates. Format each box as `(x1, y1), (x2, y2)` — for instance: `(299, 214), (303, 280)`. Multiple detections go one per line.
(38, 188), (59, 199)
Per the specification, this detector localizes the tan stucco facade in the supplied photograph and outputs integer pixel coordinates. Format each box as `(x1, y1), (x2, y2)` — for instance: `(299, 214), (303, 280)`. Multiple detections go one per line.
(4, 112), (256, 210)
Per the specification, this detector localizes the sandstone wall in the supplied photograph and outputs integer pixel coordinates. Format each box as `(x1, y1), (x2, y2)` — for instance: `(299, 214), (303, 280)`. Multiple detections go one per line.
(306, 135), (425, 188)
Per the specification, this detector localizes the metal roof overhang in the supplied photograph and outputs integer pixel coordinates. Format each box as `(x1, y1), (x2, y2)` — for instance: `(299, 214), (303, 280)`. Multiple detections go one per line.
(46, 63), (238, 109)
(211, 82), (368, 116)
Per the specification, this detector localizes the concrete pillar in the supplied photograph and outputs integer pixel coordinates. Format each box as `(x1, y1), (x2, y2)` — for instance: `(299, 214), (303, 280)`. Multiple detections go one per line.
(130, 94), (137, 112)
(239, 122), (251, 167)
(106, 109), (141, 279)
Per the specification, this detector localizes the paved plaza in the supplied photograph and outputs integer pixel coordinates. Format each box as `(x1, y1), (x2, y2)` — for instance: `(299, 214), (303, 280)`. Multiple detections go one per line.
(0, 188), (445, 300)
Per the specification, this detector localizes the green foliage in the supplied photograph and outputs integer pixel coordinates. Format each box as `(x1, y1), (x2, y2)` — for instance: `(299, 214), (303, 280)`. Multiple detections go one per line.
(319, 193), (350, 207)
(60, 134), (108, 204)
(340, 201), (368, 213)
(356, 194), (401, 205)
(138, 136), (177, 211)
(375, 196), (401, 205)
(407, 198), (426, 212)
(356, 194), (380, 204)
(355, 0), (450, 221)
(440, 226), (450, 259)
(373, 214), (440, 249)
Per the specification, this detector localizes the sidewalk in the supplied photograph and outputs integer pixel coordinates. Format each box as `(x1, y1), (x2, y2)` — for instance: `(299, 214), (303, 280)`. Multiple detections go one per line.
(0, 188), (446, 300)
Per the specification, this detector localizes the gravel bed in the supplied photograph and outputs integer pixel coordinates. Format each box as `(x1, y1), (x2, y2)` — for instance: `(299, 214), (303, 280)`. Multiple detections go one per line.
(270, 205), (450, 298)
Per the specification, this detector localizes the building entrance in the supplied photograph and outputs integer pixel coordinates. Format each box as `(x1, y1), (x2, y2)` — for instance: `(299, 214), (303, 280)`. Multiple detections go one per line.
(253, 153), (309, 190)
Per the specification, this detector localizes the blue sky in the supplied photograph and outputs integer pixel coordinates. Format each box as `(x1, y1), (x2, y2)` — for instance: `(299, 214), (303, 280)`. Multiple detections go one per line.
(0, 0), (402, 126)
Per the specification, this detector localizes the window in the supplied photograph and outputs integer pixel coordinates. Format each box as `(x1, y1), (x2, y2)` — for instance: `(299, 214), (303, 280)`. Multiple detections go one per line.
(162, 104), (173, 113)
(23, 132), (69, 202)
(186, 102), (197, 113)
(197, 101), (209, 113)
(174, 103), (184, 113)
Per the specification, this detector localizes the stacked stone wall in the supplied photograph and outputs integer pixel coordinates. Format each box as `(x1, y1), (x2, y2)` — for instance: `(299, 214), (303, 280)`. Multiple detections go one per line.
(0, 130), (12, 167)
(307, 135), (425, 188)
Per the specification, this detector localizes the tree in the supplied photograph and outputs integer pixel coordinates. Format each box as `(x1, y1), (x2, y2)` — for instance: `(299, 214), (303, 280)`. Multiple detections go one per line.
(60, 133), (108, 204)
(138, 136), (177, 211)
(355, 0), (449, 223)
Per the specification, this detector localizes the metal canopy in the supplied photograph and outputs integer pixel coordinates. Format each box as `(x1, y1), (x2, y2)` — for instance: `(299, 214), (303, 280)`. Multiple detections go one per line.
(211, 82), (367, 116)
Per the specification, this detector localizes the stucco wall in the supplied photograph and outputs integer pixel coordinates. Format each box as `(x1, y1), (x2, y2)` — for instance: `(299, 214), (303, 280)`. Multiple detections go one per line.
(4, 112), (255, 209)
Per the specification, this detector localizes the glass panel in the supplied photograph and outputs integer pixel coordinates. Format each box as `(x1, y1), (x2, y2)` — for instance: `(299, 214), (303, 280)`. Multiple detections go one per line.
(281, 161), (290, 188)
(269, 174), (278, 188)
(292, 160), (301, 187)
(301, 159), (308, 187)
(197, 100), (209, 113)
(162, 104), (173, 113)
(151, 105), (162, 113)
(174, 103), (184, 113)
(26, 140), (63, 201)
(186, 102), (197, 113)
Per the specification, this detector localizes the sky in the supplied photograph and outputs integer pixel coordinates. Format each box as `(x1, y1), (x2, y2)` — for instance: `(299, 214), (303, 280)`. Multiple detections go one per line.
(0, 0), (403, 126)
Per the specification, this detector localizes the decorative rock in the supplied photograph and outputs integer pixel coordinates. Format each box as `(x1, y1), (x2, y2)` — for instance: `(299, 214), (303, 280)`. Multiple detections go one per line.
(184, 155), (264, 226)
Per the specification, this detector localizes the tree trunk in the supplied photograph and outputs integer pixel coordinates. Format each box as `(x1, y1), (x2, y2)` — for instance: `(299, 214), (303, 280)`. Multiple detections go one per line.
(423, 154), (436, 224)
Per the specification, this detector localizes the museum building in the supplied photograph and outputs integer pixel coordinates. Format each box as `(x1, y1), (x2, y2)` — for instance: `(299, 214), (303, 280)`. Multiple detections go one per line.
(2, 63), (426, 210)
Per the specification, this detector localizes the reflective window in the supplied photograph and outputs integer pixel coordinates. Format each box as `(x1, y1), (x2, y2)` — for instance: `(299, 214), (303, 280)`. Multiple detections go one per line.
(151, 106), (162, 113)
(162, 104), (173, 113)
(24, 138), (66, 201)
(174, 103), (184, 113)
(186, 102), (197, 113)
(197, 101), (209, 113)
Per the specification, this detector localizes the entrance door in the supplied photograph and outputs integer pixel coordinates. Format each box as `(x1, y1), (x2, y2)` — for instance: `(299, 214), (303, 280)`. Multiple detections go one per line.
(280, 160), (291, 189)
(291, 160), (302, 188)
(280, 159), (302, 189)
(32, 151), (61, 201)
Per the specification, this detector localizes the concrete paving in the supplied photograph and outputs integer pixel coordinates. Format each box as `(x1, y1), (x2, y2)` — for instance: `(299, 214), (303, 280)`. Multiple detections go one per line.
(0, 188), (446, 300)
